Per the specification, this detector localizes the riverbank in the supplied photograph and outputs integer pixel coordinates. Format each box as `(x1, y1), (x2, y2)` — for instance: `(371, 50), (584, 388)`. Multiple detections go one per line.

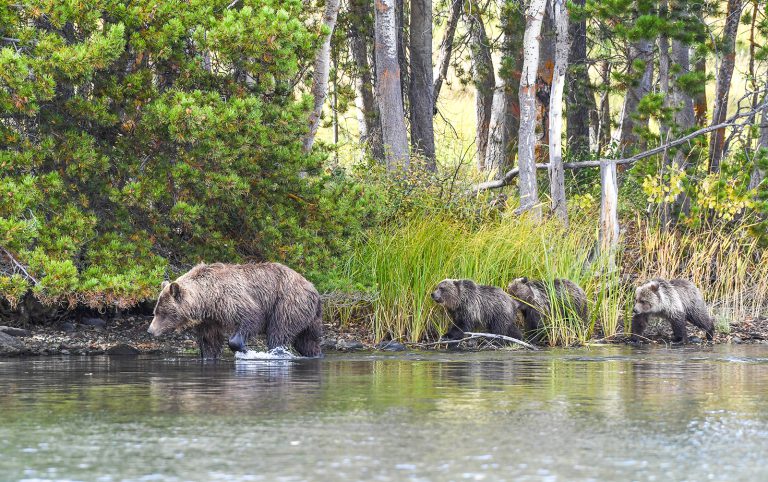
(1, 314), (767, 357)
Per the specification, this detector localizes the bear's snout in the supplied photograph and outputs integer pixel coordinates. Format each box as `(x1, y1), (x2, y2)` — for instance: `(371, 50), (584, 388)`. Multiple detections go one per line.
(431, 291), (441, 302)
(147, 319), (161, 337)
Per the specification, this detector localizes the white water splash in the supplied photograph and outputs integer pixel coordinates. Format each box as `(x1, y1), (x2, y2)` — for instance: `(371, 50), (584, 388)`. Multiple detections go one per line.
(234, 346), (297, 361)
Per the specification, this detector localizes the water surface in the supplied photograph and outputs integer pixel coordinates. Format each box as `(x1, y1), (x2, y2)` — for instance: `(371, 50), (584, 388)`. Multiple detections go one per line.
(2, 345), (768, 481)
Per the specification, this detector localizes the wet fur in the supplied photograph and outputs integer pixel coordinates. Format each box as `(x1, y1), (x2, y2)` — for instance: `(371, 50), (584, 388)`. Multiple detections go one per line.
(506, 278), (588, 344)
(431, 279), (523, 342)
(631, 278), (714, 343)
(148, 262), (323, 358)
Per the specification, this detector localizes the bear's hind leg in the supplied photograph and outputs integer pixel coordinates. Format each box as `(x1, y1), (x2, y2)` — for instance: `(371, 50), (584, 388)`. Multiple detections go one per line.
(293, 325), (322, 357)
(688, 305), (715, 341)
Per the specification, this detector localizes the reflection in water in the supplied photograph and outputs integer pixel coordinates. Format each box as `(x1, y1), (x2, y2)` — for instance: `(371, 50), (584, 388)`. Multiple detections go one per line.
(1, 346), (768, 481)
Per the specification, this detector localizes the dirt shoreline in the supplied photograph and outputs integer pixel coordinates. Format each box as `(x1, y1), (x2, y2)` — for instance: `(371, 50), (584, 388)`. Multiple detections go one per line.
(1, 315), (767, 357)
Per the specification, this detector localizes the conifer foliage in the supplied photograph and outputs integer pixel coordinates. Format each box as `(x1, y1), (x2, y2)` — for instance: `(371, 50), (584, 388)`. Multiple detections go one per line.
(0, 0), (370, 308)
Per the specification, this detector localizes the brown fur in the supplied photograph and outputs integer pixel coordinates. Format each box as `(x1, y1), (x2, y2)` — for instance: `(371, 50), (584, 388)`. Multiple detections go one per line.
(147, 262), (322, 358)
(506, 278), (588, 344)
(431, 279), (523, 341)
(631, 278), (714, 343)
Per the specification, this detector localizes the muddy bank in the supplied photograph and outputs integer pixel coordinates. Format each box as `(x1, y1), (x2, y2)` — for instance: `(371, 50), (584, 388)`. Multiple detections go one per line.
(0, 315), (385, 357)
(0, 315), (766, 357)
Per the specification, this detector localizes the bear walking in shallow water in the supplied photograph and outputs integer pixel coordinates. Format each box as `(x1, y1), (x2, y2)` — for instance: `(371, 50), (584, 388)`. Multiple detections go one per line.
(147, 262), (323, 358)
(631, 278), (714, 344)
(431, 279), (523, 341)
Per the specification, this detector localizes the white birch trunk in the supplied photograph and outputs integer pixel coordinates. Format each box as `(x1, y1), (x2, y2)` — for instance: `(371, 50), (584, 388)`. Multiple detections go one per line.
(548, 0), (568, 225)
(517, 0), (547, 220)
(302, 0), (341, 153)
(599, 159), (619, 269)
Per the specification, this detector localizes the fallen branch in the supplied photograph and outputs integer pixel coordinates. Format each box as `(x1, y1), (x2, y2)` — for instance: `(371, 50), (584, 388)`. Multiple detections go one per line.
(463, 332), (539, 350)
(1, 247), (38, 285)
(468, 104), (767, 194)
(409, 332), (539, 351)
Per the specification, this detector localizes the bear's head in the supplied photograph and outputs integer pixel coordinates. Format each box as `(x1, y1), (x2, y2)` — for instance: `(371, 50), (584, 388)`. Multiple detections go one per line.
(147, 281), (191, 336)
(506, 277), (535, 305)
(431, 279), (461, 310)
(633, 280), (662, 316)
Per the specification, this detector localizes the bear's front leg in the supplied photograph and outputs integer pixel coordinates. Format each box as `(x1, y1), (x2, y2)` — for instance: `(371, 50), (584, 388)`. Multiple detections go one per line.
(228, 331), (249, 353)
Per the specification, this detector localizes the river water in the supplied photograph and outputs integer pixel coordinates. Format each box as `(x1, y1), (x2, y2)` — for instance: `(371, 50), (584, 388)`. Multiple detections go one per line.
(1, 345), (768, 481)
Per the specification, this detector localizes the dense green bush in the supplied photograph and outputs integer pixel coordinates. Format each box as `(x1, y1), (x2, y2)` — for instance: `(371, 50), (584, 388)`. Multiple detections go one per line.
(0, 0), (372, 308)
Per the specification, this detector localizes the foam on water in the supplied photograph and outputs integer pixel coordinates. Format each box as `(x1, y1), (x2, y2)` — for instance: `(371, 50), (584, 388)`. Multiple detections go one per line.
(234, 346), (297, 360)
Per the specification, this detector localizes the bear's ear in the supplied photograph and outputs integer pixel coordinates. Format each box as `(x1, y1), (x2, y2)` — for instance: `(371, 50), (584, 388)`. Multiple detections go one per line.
(649, 281), (660, 292)
(169, 282), (182, 300)
(520, 277), (529, 283)
(161, 280), (169, 291)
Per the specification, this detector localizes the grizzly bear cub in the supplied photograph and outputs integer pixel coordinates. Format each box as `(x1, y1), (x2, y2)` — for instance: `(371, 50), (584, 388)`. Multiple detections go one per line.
(631, 278), (714, 343)
(147, 262), (322, 359)
(506, 277), (588, 344)
(431, 279), (523, 342)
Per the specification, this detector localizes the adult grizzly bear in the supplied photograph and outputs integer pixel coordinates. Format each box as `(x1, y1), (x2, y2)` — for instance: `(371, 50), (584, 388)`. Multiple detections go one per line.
(147, 262), (322, 358)
(631, 278), (714, 343)
(506, 278), (588, 344)
(431, 279), (523, 342)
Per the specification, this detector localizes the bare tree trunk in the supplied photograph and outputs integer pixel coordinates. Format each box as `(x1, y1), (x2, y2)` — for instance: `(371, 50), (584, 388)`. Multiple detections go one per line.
(349, 0), (385, 163)
(302, 0), (341, 153)
(671, 38), (696, 217)
(694, 54), (708, 126)
(396, 0), (409, 108)
(409, 0), (436, 166)
(750, 68), (768, 191)
(709, 0), (743, 173)
(548, 0), (569, 225)
(566, 0), (592, 158)
(615, 38), (654, 153)
(375, 0), (410, 169)
(485, 66), (510, 175)
(433, 0), (462, 113)
(518, 0), (547, 219)
(537, 5), (555, 157)
(598, 60), (611, 154)
(658, 2), (672, 228)
(488, 0), (525, 177)
(466, 2), (495, 171)
(599, 159), (619, 269)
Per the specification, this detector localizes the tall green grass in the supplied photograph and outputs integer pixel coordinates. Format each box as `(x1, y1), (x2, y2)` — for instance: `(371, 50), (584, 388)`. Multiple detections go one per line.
(349, 212), (630, 345)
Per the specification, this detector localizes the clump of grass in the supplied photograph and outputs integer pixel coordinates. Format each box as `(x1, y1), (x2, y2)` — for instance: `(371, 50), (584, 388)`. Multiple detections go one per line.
(350, 211), (625, 345)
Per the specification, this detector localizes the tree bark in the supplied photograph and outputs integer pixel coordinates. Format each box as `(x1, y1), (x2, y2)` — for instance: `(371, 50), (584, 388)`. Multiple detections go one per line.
(566, 0), (592, 158)
(599, 159), (619, 269)
(658, 1), (672, 228)
(409, 0), (436, 166)
(750, 68), (768, 191)
(537, 4), (555, 155)
(693, 55), (708, 126)
(597, 60), (611, 154)
(614, 38), (655, 154)
(465, 1), (495, 171)
(302, 0), (341, 153)
(709, 0), (743, 173)
(433, 0), (462, 113)
(396, 0), (409, 108)
(349, 0), (385, 163)
(548, 0), (569, 225)
(484, 0), (525, 177)
(374, 0), (410, 169)
(517, 0), (547, 220)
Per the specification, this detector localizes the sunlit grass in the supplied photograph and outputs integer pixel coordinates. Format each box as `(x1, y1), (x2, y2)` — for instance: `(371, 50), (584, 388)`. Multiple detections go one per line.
(348, 209), (629, 345)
